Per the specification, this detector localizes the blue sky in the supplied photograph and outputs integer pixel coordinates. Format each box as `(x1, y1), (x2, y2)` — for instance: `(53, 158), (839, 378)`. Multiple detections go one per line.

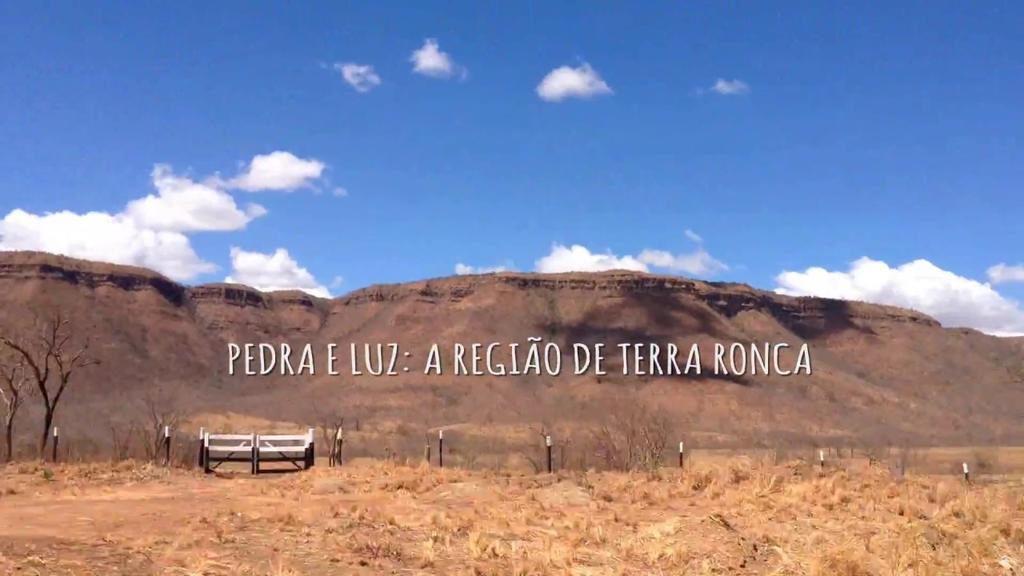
(1, 2), (1022, 334)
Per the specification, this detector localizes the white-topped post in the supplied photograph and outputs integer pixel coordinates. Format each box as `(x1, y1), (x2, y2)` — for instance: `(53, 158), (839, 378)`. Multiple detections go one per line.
(438, 429), (444, 468)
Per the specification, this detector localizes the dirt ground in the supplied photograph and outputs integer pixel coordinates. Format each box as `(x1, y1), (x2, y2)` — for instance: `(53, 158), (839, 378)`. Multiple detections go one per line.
(0, 457), (1022, 575)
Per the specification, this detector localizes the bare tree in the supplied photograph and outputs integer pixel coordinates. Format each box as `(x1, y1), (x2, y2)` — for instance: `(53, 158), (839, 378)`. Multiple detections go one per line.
(0, 311), (99, 458)
(0, 351), (33, 462)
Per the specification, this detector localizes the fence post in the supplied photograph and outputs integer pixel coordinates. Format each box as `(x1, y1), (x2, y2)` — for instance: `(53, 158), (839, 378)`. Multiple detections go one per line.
(334, 427), (344, 467)
(51, 427), (59, 463)
(962, 462), (970, 483)
(818, 449), (825, 469)
(545, 435), (553, 473)
(678, 441), (685, 469)
(251, 433), (259, 475)
(307, 427), (316, 469)
(197, 427), (205, 469)
(163, 426), (171, 466)
(438, 429), (444, 468)
(202, 432), (210, 474)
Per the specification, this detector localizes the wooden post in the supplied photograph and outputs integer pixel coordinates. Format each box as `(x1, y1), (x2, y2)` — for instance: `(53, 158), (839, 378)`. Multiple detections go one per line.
(51, 427), (59, 463)
(438, 429), (444, 468)
(818, 449), (825, 469)
(307, 427), (315, 469)
(545, 435), (553, 473)
(962, 462), (970, 483)
(678, 441), (685, 469)
(202, 432), (210, 474)
(163, 426), (171, 466)
(424, 443), (431, 463)
(251, 433), (259, 475)
(333, 427), (344, 467)
(197, 427), (205, 469)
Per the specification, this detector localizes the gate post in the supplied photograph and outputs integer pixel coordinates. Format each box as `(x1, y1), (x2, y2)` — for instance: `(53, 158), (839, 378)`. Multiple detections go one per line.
(197, 427), (205, 469)
(202, 432), (211, 474)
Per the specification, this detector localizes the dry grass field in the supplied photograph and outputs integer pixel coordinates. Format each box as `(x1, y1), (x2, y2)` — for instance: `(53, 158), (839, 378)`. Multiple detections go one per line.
(1, 455), (1023, 575)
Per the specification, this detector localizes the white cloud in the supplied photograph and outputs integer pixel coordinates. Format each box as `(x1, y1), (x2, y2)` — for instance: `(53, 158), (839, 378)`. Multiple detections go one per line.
(225, 247), (331, 298)
(709, 78), (750, 96)
(534, 232), (727, 277)
(229, 151), (326, 192)
(332, 186), (349, 198)
(987, 263), (1024, 285)
(0, 163), (278, 281)
(125, 165), (265, 232)
(409, 38), (465, 79)
(454, 262), (512, 275)
(536, 63), (612, 102)
(0, 208), (216, 281)
(775, 257), (1024, 336)
(535, 244), (646, 273)
(637, 247), (728, 276)
(334, 62), (381, 93)
(0, 152), (321, 282)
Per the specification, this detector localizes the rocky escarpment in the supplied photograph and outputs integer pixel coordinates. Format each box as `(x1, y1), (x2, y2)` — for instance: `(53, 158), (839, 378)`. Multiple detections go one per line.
(0, 251), (937, 333)
(338, 271), (939, 337)
(0, 251), (188, 306)
(0, 250), (1022, 450)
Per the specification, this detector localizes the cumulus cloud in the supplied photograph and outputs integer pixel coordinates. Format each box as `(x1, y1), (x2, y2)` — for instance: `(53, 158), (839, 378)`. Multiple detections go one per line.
(0, 150), (324, 282)
(709, 78), (750, 96)
(0, 208), (217, 281)
(454, 262), (512, 275)
(229, 151), (326, 192)
(0, 163), (277, 281)
(334, 62), (381, 93)
(225, 247), (331, 298)
(775, 257), (1024, 336)
(535, 244), (647, 273)
(125, 165), (265, 232)
(534, 232), (727, 277)
(409, 38), (465, 79)
(536, 63), (612, 102)
(636, 248), (728, 276)
(987, 263), (1024, 285)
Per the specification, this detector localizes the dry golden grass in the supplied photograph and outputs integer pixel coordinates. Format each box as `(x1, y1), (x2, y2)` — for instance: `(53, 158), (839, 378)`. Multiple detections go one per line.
(0, 457), (1021, 575)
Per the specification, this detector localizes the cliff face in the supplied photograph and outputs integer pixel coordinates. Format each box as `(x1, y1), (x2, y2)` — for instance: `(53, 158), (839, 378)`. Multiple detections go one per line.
(0, 250), (1021, 451)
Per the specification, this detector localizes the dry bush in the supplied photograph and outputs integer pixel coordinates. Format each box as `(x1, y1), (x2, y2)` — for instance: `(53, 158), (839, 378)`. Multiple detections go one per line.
(588, 404), (672, 472)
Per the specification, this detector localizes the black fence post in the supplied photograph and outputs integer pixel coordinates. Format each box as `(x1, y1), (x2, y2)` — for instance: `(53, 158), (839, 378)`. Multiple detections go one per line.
(678, 441), (685, 469)
(545, 435), (553, 473)
(251, 433), (259, 475)
(163, 426), (171, 467)
(438, 429), (444, 468)
(51, 427), (59, 463)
